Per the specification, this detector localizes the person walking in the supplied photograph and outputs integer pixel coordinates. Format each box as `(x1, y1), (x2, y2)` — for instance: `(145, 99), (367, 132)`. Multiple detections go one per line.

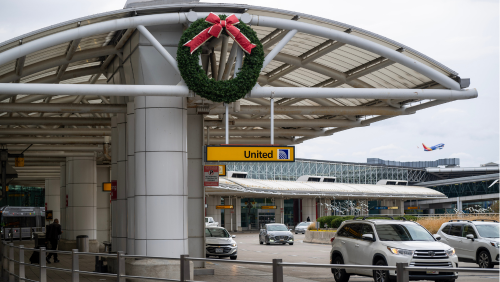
(306, 216), (311, 222)
(46, 219), (62, 264)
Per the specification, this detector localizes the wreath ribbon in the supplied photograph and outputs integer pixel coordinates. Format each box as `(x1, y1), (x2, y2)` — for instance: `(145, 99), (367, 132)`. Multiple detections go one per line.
(183, 13), (257, 54)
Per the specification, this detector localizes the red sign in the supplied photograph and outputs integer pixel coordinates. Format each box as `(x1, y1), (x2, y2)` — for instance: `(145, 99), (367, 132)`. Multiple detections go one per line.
(111, 180), (117, 201)
(65, 195), (68, 207)
(45, 202), (47, 211)
(204, 166), (219, 187)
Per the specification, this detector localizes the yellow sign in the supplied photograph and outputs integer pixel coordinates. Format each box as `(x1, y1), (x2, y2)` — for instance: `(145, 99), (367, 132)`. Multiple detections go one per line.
(218, 165), (226, 176)
(261, 206), (277, 209)
(15, 157), (24, 167)
(387, 207), (399, 210)
(102, 182), (112, 192)
(407, 206), (419, 210)
(216, 205), (234, 209)
(206, 146), (295, 162)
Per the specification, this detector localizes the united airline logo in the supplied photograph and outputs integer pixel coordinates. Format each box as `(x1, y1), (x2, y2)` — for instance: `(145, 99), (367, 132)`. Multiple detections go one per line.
(278, 149), (290, 160)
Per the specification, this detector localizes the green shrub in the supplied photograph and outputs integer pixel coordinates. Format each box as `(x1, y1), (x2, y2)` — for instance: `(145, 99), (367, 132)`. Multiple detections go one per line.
(316, 215), (340, 228)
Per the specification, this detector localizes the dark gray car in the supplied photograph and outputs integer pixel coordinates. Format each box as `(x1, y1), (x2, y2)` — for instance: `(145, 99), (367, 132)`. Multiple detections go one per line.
(259, 223), (294, 245)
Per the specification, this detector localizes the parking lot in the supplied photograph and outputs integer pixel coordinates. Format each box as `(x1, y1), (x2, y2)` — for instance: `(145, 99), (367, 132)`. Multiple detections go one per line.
(198, 232), (499, 282)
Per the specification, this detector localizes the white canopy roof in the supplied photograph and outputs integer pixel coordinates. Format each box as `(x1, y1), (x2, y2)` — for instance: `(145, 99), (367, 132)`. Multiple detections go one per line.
(205, 177), (446, 199)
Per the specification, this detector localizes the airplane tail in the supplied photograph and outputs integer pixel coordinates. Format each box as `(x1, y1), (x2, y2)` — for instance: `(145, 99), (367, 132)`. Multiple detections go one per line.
(422, 143), (432, 151)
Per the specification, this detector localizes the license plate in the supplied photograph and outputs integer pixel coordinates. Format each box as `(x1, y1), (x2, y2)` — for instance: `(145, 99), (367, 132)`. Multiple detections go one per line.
(426, 271), (439, 274)
(280, 239), (284, 241)
(215, 248), (223, 253)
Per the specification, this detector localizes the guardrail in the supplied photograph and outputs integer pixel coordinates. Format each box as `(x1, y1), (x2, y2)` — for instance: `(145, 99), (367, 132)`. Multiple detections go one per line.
(1, 240), (498, 282)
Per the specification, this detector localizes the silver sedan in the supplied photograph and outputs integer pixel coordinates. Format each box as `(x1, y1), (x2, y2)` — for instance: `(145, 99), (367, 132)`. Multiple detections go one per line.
(294, 222), (310, 234)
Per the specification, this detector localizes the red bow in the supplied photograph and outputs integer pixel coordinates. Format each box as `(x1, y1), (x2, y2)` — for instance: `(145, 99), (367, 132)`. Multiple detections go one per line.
(184, 13), (257, 55)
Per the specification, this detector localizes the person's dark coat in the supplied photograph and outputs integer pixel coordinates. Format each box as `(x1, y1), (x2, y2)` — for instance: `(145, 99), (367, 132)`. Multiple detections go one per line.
(46, 223), (62, 241)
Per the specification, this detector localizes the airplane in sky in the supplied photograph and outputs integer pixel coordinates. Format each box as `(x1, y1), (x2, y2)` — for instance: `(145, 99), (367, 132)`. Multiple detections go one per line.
(422, 143), (444, 151)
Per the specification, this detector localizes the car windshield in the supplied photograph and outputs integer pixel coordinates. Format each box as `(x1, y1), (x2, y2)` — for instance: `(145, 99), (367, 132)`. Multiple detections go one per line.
(376, 224), (434, 241)
(475, 224), (500, 238)
(267, 225), (288, 231)
(205, 218), (209, 222)
(205, 228), (229, 238)
(298, 223), (309, 227)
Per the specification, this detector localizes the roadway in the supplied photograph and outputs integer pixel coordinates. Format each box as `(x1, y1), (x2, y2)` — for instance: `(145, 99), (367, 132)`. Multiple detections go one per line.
(198, 232), (499, 282)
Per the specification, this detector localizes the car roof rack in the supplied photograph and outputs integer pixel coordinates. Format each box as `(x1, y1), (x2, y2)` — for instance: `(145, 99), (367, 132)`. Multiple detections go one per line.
(448, 220), (472, 223)
(472, 219), (499, 222)
(353, 215), (395, 220)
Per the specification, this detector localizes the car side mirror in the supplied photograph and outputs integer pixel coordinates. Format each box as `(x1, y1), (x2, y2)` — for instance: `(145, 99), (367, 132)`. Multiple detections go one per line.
(232, 235), (236, 238)
(466, 234), (474, 241)
(433, 234), (441, 241)
(362, 234), (374, 241)
(289, 229), (293, 232)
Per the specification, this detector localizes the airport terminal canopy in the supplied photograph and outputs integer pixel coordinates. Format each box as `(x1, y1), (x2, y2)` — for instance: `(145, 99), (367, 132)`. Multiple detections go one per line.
(206, 177), (446, 199)
(0, 0), (477, 147)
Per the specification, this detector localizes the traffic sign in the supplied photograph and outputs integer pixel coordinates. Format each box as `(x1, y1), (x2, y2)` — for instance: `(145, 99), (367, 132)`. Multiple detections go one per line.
(205, 146), (295, 162)
(407, 206), (420, 210)
(204, 165), (219, 187)
(261, 206), (277, 209)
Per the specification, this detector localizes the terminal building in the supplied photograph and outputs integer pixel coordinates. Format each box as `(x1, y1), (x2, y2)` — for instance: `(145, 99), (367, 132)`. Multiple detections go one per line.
(0, 0), (489, 275)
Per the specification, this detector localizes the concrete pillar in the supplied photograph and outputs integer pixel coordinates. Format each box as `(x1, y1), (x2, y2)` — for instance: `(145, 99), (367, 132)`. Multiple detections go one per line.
(66, 156), (97, 240)
(235, 198), (242, 231)
(96, 166), (110, 246)
(302, 198), (315, 222)
(111, 117), (118, 249)
(115, 114), (127, 252)
(134, 96), (188, 257)
(275, 198), (283, 224)
(45, 178), (60, 222)
(126, 102), (135, 255)
(187, 108), (204, 267)
(206, 196), (221, 225)
(223, 197), (233, 231)
(59, 162), (66, 237)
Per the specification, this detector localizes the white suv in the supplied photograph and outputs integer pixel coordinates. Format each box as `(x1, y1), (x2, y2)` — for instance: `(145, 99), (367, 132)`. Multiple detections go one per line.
(436, 219), (499, 268)
(330, 217), (458, 282)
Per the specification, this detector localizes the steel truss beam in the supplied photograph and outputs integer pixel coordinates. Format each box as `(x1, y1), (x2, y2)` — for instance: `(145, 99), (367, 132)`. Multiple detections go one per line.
(0, 12), (460, 91)
(0, 128), (111, 136)
(0, 103), (126, 113)
(209, 105), (409, 116)
(0, 83), (477, 100)
(0, 117), (111, 126)
(0, 137), (105, 144)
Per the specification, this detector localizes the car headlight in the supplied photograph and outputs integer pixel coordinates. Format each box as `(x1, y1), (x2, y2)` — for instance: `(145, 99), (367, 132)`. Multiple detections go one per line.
(231, 243), (237, 247)
(387, 247), (414, 256)
(446, 248), (456, 256)
(490, 242), (499, 248)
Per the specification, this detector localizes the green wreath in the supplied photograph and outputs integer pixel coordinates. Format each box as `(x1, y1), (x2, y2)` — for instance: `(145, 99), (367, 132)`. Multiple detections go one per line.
(176, 15), (264, 103)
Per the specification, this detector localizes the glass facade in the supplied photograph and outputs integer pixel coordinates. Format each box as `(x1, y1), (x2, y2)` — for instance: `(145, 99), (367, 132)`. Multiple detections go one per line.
(222, 159), (428, 183)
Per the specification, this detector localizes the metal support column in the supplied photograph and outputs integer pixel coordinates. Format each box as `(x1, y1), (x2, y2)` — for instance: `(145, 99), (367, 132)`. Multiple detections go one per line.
(72, 249), (79, 282)
(396, 262), (409, 282)
(272, 258), (283, 282)
(270, 96), (274, 144)
(225, 103), (229, 144)
(117, 251), (125, 282)
(8, 243), (13, 282)
(180, 254), (190, 282)
(19, 245), (25, 281)
(39, 247), (47, 282)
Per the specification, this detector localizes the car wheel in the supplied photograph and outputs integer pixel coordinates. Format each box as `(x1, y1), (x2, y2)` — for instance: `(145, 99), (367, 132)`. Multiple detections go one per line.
(289, 243), (294, 245)
(259, 240), (263, 245)
(295, 232), (297, 234)
(478, 250), (494, 268)
(266, 239), (270, 245)
(373, 259), (394, 282)
(331, 255), (350, 282)
(230, 256), (237, 260)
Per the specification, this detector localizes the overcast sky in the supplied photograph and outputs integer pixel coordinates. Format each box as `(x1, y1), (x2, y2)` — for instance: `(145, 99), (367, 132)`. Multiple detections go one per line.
(0, 0), (498, 167)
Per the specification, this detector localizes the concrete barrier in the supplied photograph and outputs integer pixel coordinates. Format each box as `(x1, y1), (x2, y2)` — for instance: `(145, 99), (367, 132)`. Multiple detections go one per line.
(303, 230), (335, 244)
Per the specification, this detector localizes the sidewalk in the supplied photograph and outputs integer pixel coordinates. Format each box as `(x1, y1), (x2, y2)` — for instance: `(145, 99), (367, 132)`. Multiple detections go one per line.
(1, 240), (324, 282)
